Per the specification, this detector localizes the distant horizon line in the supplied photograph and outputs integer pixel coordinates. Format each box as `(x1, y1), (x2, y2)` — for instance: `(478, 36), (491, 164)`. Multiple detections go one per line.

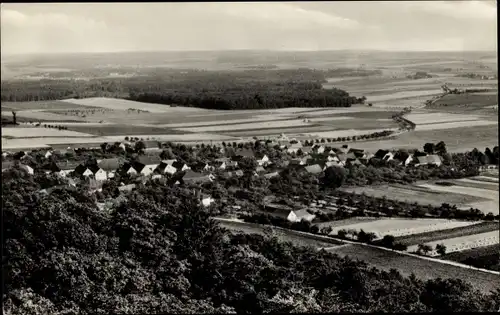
(2, 49), (497, 58)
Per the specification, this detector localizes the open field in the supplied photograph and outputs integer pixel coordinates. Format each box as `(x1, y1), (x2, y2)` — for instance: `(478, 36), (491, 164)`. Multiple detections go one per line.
(1, 110), (88, 122)
(216, 219), (343, 249)
(176, 119), (313, 133)
(2, 100), (99, 111)
(2, 126), (94, 138)
(340, 184), (487, 208)
(1, 133), (238, 149)
(61, 97), (176, 113)
(442, 244), (499, 272)
(417, 183), (498, 215)
(365, 89), (443, 103)
(406, 231), (499, 256)
(451, 178), (499, 191)
(415, 120), (497, 131)
(473, 175), (499, 183)
(326, 244), (500, 294)
(406, 112), (486, 125)
(432, 93), (497, 107)
(340, 124), (498, 153)
(323, 218), (480, 239)
(394, 221), (500, 246)
(315, 217), (381, 229)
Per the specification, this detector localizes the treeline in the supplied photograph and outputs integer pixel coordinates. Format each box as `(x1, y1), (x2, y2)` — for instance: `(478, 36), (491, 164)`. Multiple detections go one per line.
(1, 69), (365, 110)
(3, 168), (500, 314)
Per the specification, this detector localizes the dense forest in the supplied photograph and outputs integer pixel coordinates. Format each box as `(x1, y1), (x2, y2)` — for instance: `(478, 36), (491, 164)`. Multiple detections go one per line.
(3, 168), (500, 314)
(1, 69), (365, 110)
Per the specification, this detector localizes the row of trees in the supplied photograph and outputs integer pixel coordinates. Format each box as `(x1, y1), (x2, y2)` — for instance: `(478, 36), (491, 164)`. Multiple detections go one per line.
(6, 168), (500, 313)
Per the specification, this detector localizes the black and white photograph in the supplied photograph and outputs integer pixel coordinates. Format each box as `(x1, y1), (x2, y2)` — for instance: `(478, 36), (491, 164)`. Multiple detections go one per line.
(2, 1), (499, 313)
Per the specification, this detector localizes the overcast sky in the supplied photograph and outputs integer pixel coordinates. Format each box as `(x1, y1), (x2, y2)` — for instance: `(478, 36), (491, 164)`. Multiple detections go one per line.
(1, 1), (497, 55)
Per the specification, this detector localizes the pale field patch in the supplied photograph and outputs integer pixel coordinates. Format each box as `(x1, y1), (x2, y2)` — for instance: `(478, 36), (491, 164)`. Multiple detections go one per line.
(2, 127), (94, 138)
(175, 120), (313, 133)
(418, 183), (498, 201)
(407, 231), (499, 256)
(406, 113), (481, 124)
(301, 108), (385, 117)
(156, 115), (296, 128)
(454, 178), (499, 190)
(415, 120), (497, 131)
(325, 218), (480, 239)
(473, 175), (499, 183)
(2, 110), (87, 122)
(61, 97), (209, 113)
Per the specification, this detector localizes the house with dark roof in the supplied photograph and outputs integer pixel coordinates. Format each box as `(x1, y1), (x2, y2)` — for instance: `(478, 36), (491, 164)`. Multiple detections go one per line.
(98, 158), (121, 172)
(73, 164), (94, 177)
(172, 161), (190, 172)
(374, 149), (390, 159)
(122, 161), (145, 176)
(265, 206), (316, 223)
(191, 161), (212, 173)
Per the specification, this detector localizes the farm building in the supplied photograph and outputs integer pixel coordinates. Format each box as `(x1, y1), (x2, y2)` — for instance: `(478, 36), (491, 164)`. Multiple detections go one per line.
(191, 161), (212, 172)
(98, 158), (122, 178)
(327, 155), (340, 162)
(374, 149), (390, 159)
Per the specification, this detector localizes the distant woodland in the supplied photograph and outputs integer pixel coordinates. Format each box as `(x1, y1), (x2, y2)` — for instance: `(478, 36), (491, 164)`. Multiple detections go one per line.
(1, 69), (367, 110)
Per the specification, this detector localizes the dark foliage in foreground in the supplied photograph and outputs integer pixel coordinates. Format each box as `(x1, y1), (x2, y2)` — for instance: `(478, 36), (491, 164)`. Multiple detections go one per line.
(3, 168), (500, 314)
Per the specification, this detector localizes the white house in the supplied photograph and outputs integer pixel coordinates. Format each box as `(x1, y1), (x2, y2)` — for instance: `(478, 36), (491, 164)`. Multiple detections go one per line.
(94, 168), (108, 181)
(313, 145), (325, 154)
(257, 155), (270, 166)
(82, 168), (94, 177)
(201, 195), (215, 207)
(164, 164), (177, 175)
(126, 166), (138, 176)
(119, 143), (127, 151)
(44, 151), (53, 159)
(403, 154), (414, 166)
(288, 209), (316, 223)
(141, 164), (158, 176)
